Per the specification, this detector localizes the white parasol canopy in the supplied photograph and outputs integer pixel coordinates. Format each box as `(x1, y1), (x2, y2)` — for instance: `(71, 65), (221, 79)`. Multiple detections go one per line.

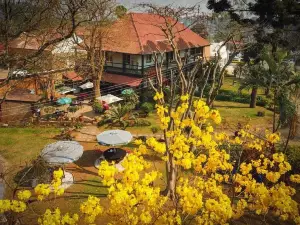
(41, 141), (83, 165)
(96, 94), (123, 104)
(96, 130), (132, 146)
(79, 81), (94, 90)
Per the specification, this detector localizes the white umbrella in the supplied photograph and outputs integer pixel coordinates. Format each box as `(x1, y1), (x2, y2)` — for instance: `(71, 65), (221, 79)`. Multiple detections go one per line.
(96, 94), (123, 104)
(79, 81), (93, 90)
(96, 130), (132, 146)
(41, 141), (83, 165)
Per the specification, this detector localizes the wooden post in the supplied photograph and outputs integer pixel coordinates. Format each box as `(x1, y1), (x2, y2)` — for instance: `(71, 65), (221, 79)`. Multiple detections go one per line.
(141, 55), (144, 76)
(166, 53), (169, 69)
(122, 53), (126, 73)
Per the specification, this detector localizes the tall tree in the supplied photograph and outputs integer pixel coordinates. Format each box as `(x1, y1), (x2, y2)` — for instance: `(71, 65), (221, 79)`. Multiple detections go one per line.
(75, 1), (121, 100)
(207, 0), (300, 53)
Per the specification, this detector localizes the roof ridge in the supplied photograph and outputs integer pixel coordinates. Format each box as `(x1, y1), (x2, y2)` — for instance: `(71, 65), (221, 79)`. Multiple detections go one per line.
(130, 13), (144, 54)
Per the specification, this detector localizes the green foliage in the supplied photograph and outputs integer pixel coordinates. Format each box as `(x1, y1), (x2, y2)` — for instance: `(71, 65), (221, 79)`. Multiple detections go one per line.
(68, 106), (79, 113)
(115, 5), (127, 18)
(140, 102), (154, 115)
(151, 126), (160, 134)
(140, 88), (156, 103)
(74, 122), (83, 130)
(121, 90), (139, 109)
(215, 90), (271, 107)
(93, 102), (103, 114)
(134, 119), (151, 127)
(43, 106), (55, 114)
(101, 104), (136, 129)
(286, 146), (300, 173)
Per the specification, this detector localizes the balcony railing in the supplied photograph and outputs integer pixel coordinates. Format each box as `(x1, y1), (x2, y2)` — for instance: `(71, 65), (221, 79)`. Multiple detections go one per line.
(104, 55), (201, 77)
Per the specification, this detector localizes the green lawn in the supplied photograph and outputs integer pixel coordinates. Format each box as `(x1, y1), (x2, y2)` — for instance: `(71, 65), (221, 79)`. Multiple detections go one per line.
(214, 101), (273, 129)
(222, 76), (266, 96)
(0, 127), (60, 164)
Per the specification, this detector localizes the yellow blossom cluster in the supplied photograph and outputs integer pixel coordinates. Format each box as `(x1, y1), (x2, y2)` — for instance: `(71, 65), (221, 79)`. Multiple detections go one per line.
(290, 174), (300, 183)
(34, 168), (64, 201)
(52, 168), (64, 196)
(98, 160), (117, 186)
(17, 190), (31, 201)
(0, 200), (26, 213)
(80, 196), (103, 224)
(38, 208), (79, 225)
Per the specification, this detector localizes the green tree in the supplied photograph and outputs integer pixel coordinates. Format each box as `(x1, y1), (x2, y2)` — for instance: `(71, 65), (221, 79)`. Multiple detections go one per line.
(239, 64), (268, 108)
(115, 5), (127, 18)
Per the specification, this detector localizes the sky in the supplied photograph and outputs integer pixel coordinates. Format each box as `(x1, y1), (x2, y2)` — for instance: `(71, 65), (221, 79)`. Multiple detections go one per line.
(117, 0), (210, 12)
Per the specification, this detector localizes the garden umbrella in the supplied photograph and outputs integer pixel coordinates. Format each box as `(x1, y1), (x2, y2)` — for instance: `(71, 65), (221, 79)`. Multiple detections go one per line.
(41, 141), (83, 165)
(56, 97), (72, 105)
(96, 130), (133, 146)
(121, 89), (134, 95)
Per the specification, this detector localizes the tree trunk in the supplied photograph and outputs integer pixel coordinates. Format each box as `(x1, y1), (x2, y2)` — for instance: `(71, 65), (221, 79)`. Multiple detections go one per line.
(250, 87), (258, 108)
(264, 87), (270, 96)
(163, 152), (177, 199)
(93, 76), (101, 100)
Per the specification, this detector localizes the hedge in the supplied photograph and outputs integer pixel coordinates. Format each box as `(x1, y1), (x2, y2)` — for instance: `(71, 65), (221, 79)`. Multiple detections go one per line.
(215, 90), (271, 107)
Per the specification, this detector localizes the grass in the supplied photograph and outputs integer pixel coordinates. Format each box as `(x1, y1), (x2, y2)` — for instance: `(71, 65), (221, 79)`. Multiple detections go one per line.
(222, 76), (266, 96)
(0, 127), (60, 164)
(214, 101), (273, 129)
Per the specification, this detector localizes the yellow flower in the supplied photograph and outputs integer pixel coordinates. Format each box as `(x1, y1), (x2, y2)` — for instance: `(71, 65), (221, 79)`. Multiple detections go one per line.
(180, 94), (189, 101)
(290, 174), (300, 183)
(134, 139), (143, 145)
(153, 92), (164, 100)
(266, 133), (280, 144)
(17, 190), (31, 201)
(266, 172), (281, 183)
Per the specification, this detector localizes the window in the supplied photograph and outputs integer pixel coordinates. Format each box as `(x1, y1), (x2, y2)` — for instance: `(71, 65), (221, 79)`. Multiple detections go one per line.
(190, 48), (196, 55)
(124, 54), (130, 64)
(105, 52), (113, 62)
(195, 47), (201, 54)
(168, 52), (174, 62)
(146, 55), (152, 63)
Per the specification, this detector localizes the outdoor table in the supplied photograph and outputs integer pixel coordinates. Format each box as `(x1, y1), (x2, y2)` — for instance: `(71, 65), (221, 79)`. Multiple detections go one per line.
(103, 148), (127, 162)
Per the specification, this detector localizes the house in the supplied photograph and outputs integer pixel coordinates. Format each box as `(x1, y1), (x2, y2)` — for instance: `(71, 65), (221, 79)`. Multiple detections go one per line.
(0, 88), (42, 123)
(210, 42), (229, 67)
(77, 13), (210, 89)
(1, 33), (84, 99)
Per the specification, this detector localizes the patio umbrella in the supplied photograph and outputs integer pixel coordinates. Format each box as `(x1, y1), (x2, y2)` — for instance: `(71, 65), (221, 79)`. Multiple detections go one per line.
(56, 97), (72, 105)
(41, 141), (83, 165)
(121, 89), (134, 95)
(96, 130), (132, 146)
(79, 81), (93, 90)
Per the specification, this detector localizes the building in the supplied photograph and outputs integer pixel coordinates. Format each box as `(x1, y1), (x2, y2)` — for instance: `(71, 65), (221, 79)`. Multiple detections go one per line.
(0, 89), (42, 123)
(1, 33), (83, 98)
(77, 13), (210, 89)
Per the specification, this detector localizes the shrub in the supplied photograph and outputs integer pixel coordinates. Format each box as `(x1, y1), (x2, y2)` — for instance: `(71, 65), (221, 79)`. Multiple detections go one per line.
(135, 119), (151, 127)
(121, 90), (139, 109)
(43, 106), (55, 114)
(215, 89), (270, 107)
(74, 122), (83, 129)
(151, 126), (160, 134)
(140, 102), (154, 115)
(93, 102), (103, 114)
(68, 106), (79, 113)
(286, 146), (300, 173)
(257, 111), (265, 117)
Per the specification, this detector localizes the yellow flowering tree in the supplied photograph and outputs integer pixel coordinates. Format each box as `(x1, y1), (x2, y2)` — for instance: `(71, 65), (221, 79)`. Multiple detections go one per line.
(0, 96), (300, 224)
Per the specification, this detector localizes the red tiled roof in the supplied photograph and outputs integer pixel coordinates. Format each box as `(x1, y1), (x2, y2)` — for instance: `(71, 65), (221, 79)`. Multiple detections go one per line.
(78, 13), (210, 55)
(102, 73), (142, 87)
(63, 71), (83, 81)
